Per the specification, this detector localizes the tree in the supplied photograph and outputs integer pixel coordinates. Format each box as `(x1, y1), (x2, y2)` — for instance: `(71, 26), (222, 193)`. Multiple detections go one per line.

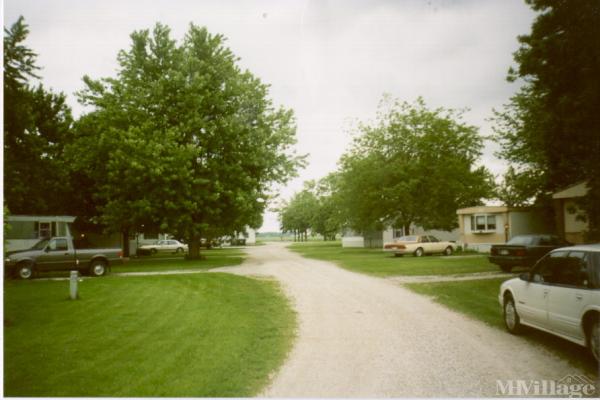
(336, 96), (493, 234)
(278, 185), (318, 241)
(72, 23), (302, 257)
(4, 16), (74, 215)
(493, 0), (600, 240)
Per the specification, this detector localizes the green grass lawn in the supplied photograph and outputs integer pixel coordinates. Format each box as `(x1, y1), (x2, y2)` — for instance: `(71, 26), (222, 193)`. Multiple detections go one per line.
(115, 247), (245, 273)
(289, 241), (498, 277)
(4, 273), (296, 397)
(405, 278), (597, 374)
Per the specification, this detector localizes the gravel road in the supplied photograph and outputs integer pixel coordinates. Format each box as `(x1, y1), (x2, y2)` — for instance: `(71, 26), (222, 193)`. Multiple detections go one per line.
(212, 242), (588, 397)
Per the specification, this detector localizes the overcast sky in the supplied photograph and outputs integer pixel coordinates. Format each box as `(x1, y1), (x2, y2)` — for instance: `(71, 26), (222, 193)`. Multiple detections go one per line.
(5, 0), (536, 232)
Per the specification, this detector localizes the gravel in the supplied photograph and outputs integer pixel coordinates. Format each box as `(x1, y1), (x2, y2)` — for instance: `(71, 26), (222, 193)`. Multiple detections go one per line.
(212, 242), (587, 398)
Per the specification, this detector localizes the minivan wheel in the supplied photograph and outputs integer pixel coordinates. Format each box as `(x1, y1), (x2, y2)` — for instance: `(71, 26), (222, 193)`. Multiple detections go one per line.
(589, 319), (600, 363)
(414, 247), (424, 257)
(89, 260), (107, 277)
(504, 296), (523, 334)
(17, 262), (34, 280)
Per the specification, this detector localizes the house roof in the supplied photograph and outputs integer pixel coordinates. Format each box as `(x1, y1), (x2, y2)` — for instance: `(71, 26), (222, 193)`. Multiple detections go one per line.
(6, 215), (76, 223)
(552, 181), (588, 200)
(456, 205), (531, 215)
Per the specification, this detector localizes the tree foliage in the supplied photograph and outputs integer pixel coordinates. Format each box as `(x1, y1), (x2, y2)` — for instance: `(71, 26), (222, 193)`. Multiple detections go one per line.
(278, 176), (342, 241)
(493, 0), (600, 239)
(336, 96), (493, 234)
(4, 16), (74, 215)
(71, 23), (303, 256)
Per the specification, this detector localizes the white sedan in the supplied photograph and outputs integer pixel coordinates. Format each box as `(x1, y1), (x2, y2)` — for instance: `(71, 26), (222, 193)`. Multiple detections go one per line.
(499, 244), (600, 362)
(383, 235), (457, 257)
(138, 239), (188, 255)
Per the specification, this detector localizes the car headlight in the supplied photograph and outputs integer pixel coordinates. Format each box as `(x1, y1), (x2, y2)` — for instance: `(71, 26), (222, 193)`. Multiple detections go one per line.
(5, 257), (11, 263)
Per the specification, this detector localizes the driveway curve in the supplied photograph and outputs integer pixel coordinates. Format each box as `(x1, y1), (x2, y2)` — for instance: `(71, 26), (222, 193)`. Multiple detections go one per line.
(212, 242), (587, 397)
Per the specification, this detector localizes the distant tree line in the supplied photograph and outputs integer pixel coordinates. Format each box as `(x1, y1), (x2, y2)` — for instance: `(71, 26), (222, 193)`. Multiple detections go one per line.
(4, 17), (304, 257)
(279, 0), (600, 242)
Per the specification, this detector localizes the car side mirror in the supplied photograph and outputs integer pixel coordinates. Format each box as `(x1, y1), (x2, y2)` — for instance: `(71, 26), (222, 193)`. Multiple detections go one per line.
(519, 272), (530, 281)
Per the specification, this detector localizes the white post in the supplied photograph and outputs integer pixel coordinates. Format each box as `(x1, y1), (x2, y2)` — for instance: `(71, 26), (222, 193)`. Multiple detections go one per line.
(70, 270), (78, 300)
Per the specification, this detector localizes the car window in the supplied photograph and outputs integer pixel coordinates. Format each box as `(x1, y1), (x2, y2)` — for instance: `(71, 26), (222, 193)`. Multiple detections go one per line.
(533, 251), (587, 287)
(420, 236), (429, 243)
(397, 236), (417, 242)
(567, 251), (590, 288)
(507, 236), (533, 245)
(538, 236), (553, 245)
(428, 236), (439, 242)
(48, 238), (68, 251)
(532, 251), (568, 283)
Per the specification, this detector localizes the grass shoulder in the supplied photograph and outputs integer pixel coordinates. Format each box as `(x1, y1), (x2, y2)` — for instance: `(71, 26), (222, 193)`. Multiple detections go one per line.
(404, 278), (597, 375)
(4, 273), (296, 397)
(289, 241), (497, 277)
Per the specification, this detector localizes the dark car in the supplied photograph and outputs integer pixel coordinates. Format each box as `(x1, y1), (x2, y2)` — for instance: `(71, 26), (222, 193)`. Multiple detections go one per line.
(489, 234), (571, 272)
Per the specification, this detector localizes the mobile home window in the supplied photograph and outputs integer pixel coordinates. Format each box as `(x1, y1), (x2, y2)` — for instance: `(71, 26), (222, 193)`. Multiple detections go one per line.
(470, 214), (496, 232)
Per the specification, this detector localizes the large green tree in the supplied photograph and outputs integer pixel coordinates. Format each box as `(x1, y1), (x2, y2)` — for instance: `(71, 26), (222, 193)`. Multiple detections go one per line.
(71, 23), (302, 257)
(336, 96), (493, 234)
(493, 0), (600, 239)
(4, 16), (74, 215)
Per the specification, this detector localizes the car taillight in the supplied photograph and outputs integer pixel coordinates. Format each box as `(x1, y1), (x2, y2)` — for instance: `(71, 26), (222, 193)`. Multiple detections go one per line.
(118, 251), (123, 258)
(491, 248), (497, 255)
(397, 245), (406, 249)
(515, 249), (526, 257)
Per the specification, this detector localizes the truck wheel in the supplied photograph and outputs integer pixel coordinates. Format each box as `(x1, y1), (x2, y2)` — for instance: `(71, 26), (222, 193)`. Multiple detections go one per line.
(89, 260), (107, 277)
(500, 264), (513, 273)
(414, 247), (424, 257)
(16, 262), (34, 280)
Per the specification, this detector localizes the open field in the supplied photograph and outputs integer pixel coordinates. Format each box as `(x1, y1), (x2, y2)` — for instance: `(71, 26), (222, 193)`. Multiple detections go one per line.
(4, 273), (296, 397)
(289, 241), (499, 277)
(405, 278), (598, 375)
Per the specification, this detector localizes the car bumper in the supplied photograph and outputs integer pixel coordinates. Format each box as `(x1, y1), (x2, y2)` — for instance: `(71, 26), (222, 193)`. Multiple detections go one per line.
(488, 255), (530, 267)
(384, 248), (410, 254)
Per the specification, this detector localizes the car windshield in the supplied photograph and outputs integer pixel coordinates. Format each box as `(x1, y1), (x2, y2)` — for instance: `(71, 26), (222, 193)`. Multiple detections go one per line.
(396, 236), (417, 242)
(507, 236), (533, 245)
(30, 239), (50, 250)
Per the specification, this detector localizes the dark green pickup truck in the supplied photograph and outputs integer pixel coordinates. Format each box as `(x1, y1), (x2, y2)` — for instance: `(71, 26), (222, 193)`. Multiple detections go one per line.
(4, 236), (123, 279)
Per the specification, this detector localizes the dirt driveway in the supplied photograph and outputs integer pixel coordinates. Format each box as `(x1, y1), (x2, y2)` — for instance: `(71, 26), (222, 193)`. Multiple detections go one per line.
(213, 242), (585, 397)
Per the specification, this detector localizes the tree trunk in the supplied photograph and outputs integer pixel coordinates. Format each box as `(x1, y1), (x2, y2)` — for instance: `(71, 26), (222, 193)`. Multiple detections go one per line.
(122, 228), (130, 257)
(188, 235), (203, 259)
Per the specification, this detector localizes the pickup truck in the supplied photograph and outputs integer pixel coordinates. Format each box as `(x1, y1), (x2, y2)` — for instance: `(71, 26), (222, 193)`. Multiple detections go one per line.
(489, 234), (571, 272)
(4, 236), (123, 279)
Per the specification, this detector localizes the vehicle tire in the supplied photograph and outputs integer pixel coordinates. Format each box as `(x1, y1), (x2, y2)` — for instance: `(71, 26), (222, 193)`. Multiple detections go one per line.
(414, 247), (424, 257)
(587, 317), (600, 363)
(89, 260), (107, 277)
(150, 248), (157, 255)
(176, 247), (184, 254)
(16, 262), (34, 280)
(443, 246), (453, 256)
(503, 295), (523, 334)
(500, 264), (513, 273)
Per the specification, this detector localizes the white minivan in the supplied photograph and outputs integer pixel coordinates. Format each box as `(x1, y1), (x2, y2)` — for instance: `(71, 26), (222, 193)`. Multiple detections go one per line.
(499, 244), (600, 362)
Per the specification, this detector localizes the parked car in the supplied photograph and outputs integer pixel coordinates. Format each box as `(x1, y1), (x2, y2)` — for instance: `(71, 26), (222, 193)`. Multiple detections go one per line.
(383, 235), (457, 257)
(138, 239), (188, 255)
(499, 244), (600, 362)
(489, 234), (571, 272)
(4, 236), (123, 279)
